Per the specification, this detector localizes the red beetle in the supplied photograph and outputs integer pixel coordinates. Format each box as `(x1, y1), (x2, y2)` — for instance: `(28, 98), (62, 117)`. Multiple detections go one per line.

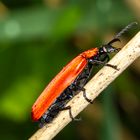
(31, 22), (137, 127)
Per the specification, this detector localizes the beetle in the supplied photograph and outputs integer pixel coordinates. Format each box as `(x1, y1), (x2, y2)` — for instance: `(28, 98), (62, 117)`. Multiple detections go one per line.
(31, 22), (137, 127)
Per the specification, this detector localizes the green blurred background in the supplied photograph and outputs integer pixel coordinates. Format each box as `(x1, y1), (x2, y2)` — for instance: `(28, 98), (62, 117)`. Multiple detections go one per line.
(0, 0), (140, 140)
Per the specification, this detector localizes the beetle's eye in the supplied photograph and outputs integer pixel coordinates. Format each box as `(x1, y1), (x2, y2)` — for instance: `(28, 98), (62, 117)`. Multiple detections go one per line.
(102, 47), (107, 52)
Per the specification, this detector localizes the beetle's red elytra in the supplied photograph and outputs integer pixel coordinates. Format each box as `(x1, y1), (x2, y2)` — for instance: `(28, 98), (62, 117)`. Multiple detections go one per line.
(32, 48), (98, 121)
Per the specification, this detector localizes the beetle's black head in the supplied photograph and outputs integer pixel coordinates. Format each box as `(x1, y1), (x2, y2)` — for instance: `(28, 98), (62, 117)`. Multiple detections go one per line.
(99, 38), (120, 54)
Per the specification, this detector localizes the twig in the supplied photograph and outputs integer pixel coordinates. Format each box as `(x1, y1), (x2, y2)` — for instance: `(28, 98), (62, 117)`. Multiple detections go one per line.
(29, 31), (140, 140)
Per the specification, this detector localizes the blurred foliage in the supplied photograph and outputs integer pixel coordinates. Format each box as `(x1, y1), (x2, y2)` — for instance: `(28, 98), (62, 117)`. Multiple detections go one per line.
(0, 0), (140, 140)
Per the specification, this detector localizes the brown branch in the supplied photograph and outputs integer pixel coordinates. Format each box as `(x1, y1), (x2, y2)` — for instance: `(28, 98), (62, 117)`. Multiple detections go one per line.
(29, 31), (140, 140)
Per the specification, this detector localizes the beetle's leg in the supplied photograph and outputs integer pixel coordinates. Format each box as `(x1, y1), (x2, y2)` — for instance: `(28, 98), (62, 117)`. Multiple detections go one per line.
(60, 106), (81, 121)
(76, 86), (93, 104)
(102, 55), (120, 69)
(38, 117), (46, 128)
(102, 54), (110, 62)
(89, 59), (119, 70)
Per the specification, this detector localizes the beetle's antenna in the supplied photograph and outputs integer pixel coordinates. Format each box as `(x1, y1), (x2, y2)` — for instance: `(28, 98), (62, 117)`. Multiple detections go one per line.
(107, 22), (138, 46)
(107, 38), (120, 45)
(114, 22), (138, 39)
